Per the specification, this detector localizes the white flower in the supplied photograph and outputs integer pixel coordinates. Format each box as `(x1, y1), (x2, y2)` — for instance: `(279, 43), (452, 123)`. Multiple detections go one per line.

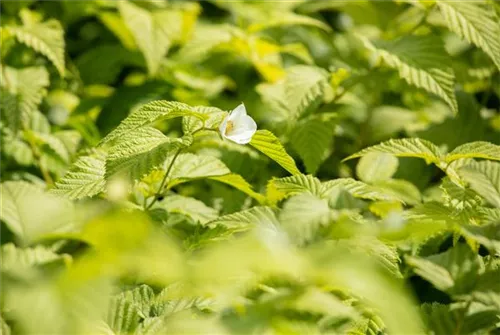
(219, 103), (257, 144)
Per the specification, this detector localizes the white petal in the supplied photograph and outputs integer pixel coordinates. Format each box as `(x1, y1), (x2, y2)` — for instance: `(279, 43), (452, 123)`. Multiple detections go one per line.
(219, 112), (230, 136)
(227, 103), (247, 122)
(225, 114), (257, 144)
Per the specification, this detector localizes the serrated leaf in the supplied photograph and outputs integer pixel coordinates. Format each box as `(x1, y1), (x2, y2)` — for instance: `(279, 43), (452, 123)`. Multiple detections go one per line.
(279, 193), (331, 245)
(206, 206), (278, 230)
(375, 179), (421, 205)
(459, 161), (500, 208)
(120, 1), (200, 74)
(266, 174), (322, 205)
(445, 141), (500, 163)
(248, 12), (331, 32)
(363, 35), (458, 114)
(98, 12), (137, 50)
(290, 117), (335, 174)
(107, 286), (155, 334)
(118, 1), (171, 74)
(3, 14), (65, 75)
(406, 244), (481, 295)
(51, 151), (106, 200)
(1, 243), (68, 273)
(100, 100), (205, 145)
(344, 138), (443, 165)
(134, 317), (166, 335)
(167, 153), (231, 187)
(357, 152), (399, 183)
(174, 23), (233, 64)
(0, 181), (76, 244)
(320, 178), (407, 203)
(106, 128), (193, 180)
(182, 106), (226, 134)
(440, 177), (483, 210)
(460, 221), (500, 255)
(153, 194), (218, 224)
(249, 130), (301, 175)
(286, 66), (330, 117)
(437, 0), (500, 71)
(421, 303), (458, 335)
(256, 65), (330, 126)
(0, 66), (49, 132)
(32, 131), (71, 164)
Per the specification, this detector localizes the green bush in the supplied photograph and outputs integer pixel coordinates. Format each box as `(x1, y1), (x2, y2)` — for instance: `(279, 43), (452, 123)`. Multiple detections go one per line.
(1, 1), (500, 334)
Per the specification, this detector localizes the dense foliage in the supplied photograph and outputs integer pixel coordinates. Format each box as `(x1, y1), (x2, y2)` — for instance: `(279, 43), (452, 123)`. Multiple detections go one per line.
(1, 1), (500, 334)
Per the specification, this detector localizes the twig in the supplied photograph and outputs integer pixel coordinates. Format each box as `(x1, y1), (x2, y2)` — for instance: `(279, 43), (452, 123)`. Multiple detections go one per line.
(25, 130), (54, 186)
(145, 147), (183, 210)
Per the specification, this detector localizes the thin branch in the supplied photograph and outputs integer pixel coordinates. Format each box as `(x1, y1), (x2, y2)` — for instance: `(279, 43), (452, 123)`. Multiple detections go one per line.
(24, 130), (54, 186)
(145, 147), (183, 210)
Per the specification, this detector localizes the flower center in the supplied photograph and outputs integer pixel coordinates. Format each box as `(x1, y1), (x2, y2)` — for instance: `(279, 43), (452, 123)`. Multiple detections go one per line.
(225, 120), (234, 135)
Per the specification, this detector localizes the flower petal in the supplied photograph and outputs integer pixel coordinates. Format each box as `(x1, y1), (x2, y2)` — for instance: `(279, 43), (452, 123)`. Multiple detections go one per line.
(225, 114), (257, 144)
(227, 103), (247, 122)
(219, 113), (230, 137)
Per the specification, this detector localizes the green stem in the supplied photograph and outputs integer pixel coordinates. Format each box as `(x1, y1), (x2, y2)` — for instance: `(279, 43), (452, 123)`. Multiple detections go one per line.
(145, 147), (183, 210)
(454, 299), (472, 335)
(25, 130), (54, 186)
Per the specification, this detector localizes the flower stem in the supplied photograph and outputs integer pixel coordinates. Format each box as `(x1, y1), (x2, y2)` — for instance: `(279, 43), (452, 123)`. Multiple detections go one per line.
(145, 147), (183, 210)
(25, 130), (54, 186)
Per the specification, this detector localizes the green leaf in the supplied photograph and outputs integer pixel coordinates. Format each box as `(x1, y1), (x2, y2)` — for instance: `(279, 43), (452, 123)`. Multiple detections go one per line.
(257, 65), (330, 122)
(290, 117), (335, 174)
(445, 141), (500, 163)
(437, 0), (500, 71)
(205, 206), (278, 230)
(182, 106), (227, 134)
(0, 66), (49, 132)
(208, 174), (265, 204)
(440, 177), (483, 210)
(3, 12), (65, 75)
(1, 243), (69, 273)
(118, 1), (171, 75)
(0, 181), (76, 244)
(107, 285), (155, 334)
(154, 194), (218, 224)
(406, 244), (481, 295)
(99, 100), (206, 145)
(0, 315), (11, 335)
(98, 12), (137, 50)
(320, 178), (408, 203)
(106, 127), (193, 179)
(267, 174), (323, 203)
(356, 152), (399, 183)
(459, 161), (500, 208)
(376, 179), (422, 206)
(32, 131), (71, 164)
(174, 23), (233, 64)
(421, 303), (458, 335)
(134, 317), (166, 335)
(248, 12), (331, 32)
(363, 35), (458, 114)
(249, 130), (301, 175)
(51, 151), (106, 200)
(460, 221), (500, 255)
(167, 153), (231, 187)
(286, 66), (331, 118)
(343, 138), (443, 165)
(279, 193), (331, 245)
(118, 1), (199, 74)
